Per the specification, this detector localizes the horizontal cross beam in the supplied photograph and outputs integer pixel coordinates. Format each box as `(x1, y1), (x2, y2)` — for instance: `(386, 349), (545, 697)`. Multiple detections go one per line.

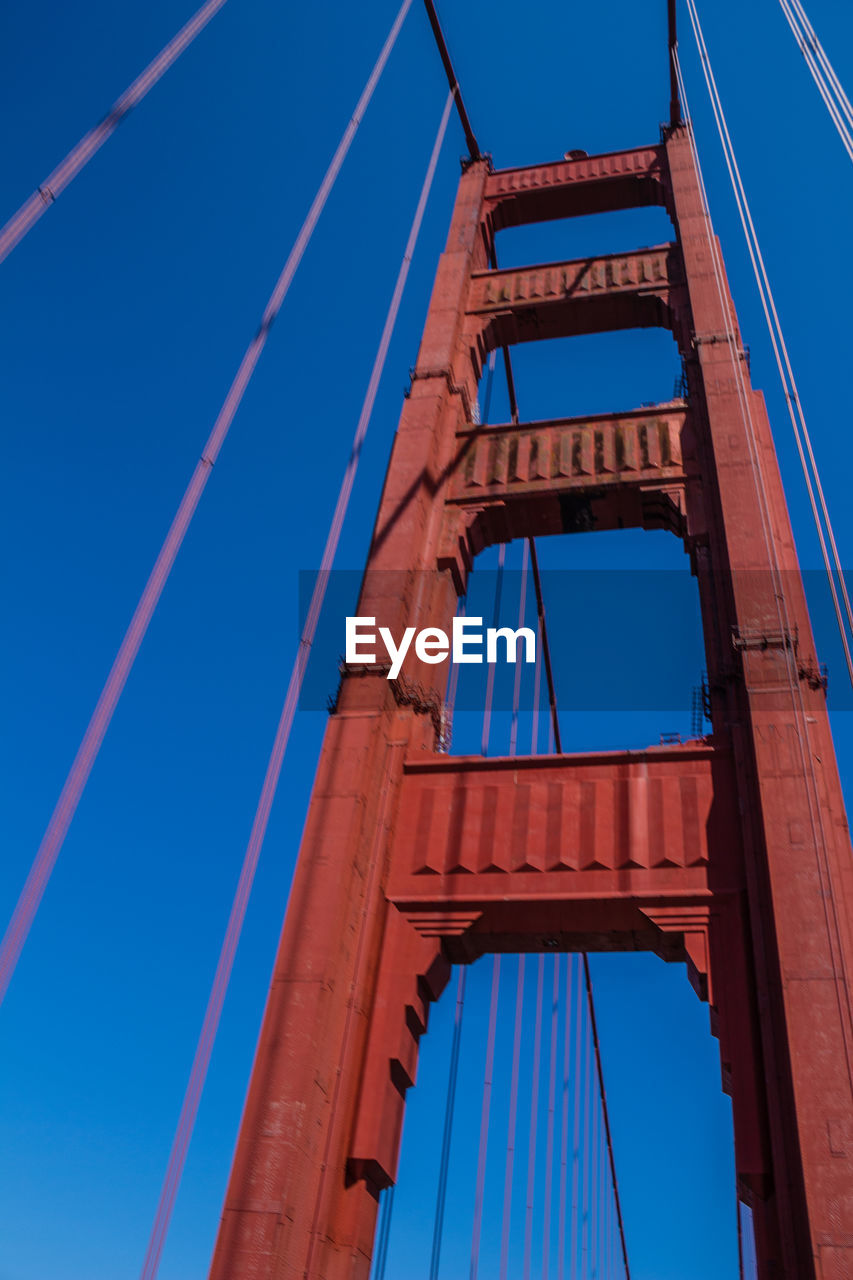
(484, 145), (669, 230)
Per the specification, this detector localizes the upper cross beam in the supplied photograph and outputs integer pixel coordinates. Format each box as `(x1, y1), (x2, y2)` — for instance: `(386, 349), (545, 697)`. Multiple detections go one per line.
(483, 145), (670, 232)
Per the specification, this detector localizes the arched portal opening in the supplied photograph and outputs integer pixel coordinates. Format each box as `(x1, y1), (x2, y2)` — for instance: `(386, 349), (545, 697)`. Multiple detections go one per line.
(376, 948), (745, 1279)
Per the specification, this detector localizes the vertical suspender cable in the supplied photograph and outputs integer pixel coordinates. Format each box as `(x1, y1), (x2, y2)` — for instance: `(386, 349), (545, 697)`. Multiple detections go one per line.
(589, 1081), (599, 1278)
(481, 348), (498, 426)
(480, 347), (503, 757)
(530, 626), (543, 755)
(601, 1152), (607, 1280)
(598, 1126), (604, 1279)
(736, 1194), (745, 1280)
(430, 966), (467, 1280)
(541, 955), (560, 1279)
(136, 84), (453, 1280)
(580, 1007), (592, 1280)
(589, 1025), (599, 1280)
(470, 956), (501, 1280)
(445, 597), (466, 735)
(0, 0), (417, 1012)
(484, 249), (558, 752)
(0, 0), (232, 265)
(582, 956), (630, 1280)
(529, 539), (563, 753)
(509, 541), (530, 756)
(569, 957), (584, 1280)
(558, 954), (574, 1280)
(481, 544), (506, 755)
(500, 956), (526, 1280)
(373, 1186), (396, 1280)
(523, 954), (545, 1280)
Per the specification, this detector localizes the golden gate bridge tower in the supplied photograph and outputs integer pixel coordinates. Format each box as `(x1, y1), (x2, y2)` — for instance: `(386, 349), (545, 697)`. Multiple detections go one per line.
(3, 2), (853, 1279)
(204, 9), (853, 1280)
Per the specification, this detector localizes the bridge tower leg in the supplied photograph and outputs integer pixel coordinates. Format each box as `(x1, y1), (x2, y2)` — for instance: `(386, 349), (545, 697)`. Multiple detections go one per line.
(209, 131), (853, 1280)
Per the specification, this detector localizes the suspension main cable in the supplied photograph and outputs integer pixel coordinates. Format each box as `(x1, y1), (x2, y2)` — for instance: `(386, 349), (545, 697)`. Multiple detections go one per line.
(681, 0), (853, 687)
(136, 86), (454, 1280)
(0, 0), (232, 265)
(0, 0), (418, 1015)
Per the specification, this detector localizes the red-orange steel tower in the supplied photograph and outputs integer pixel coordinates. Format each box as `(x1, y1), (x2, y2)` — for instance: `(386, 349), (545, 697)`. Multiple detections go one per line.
(209, 128), (853, 1279)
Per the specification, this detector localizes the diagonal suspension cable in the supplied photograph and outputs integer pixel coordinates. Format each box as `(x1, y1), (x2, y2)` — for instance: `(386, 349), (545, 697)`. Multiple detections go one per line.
(681, 0), (853, 687)
(788, 0), (853, 131)
(0, 0), (233, 265)
(136, 85), (454, 1280)
(0, 0), (416, 1013)
(778, 0), (853, 162)
(676, 12), (853, 1089)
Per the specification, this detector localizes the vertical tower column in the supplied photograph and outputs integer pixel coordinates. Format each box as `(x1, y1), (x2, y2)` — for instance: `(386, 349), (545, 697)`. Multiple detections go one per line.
(207, 159), (490, 1280)
(667, 127), (853, 1278)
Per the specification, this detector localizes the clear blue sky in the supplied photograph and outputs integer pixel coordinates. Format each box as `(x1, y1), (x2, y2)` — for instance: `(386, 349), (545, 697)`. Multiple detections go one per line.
(1, 1), (852, 1277)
